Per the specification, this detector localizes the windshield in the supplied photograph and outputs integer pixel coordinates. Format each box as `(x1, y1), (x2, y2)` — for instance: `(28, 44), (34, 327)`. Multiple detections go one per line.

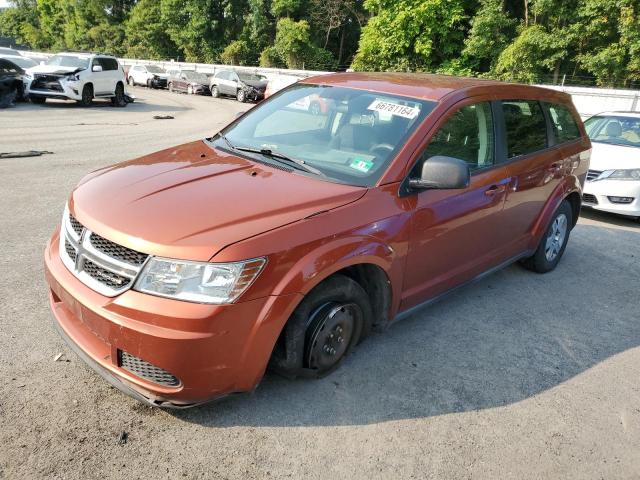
(45, 55), (89, 69)
(213, 84), (436, 186)
(6, 56), (37, 69)
(239, 73), (266, 82)
(183, 71), (208, 83)
(584, 115), (640, 148)
(147, 65), (165, 74)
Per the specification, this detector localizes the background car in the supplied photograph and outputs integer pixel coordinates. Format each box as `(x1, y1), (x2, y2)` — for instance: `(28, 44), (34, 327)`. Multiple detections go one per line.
(582, 111), (640, 219)
(0, 57), (25, 107)
(168, 70), (211, 95)
(0, 47), (22, 57)
(24, 52), (127, 107)
(0, 54), (36, 100)
(127, 64), (168, 89)
(264, 74), (299, 99)
(210, 69), (267, 102)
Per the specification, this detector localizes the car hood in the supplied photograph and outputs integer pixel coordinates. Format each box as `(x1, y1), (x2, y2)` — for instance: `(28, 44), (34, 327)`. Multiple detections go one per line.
(589, 142), (640, 171)
(70, 140), (367, 262)
(27, 65), (83, 75)
(241, 78), (268, 89)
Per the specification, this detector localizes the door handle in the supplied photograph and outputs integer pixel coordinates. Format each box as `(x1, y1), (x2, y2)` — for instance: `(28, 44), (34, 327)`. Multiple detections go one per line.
(484, 185), (507, 196)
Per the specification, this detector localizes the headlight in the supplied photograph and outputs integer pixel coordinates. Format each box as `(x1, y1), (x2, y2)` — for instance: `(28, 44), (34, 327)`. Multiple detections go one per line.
(134, 257), (266, 304)
(603, 169), (640, 181)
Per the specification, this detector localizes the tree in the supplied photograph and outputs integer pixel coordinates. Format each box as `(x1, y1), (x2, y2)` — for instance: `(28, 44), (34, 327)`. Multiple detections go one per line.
(273, 17), (310, 68)
(351, 0), (467, 72)
(124, 0), (178, 59)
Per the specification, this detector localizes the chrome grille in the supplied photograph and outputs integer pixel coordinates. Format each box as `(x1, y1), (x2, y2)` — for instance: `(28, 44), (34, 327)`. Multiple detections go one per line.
(586, 170), (602, 181)
(119, 350), (180, 387)
(59, 209), (148, 297)
(83, 259), (132, 289)
(90, 233), (148, 266)
(69, 215), (83, 237)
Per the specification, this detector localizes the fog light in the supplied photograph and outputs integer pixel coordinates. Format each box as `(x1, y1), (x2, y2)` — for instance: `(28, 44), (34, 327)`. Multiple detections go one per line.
(607, 196), (634, 204)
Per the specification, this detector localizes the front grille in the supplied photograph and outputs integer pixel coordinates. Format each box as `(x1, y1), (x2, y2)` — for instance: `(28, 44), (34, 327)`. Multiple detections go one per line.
(60, 212), (148, 297)
(119, 350), (180, 387)
(586, 170), (602, 181)
(32, 74), (64, 92)
(89, 233), (148, 266)
(69, 215), (83, 237)
(83, 259), (132, 289)
(583, 193), (598, 204)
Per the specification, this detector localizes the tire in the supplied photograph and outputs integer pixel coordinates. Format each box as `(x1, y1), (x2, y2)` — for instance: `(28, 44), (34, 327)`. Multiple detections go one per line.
(210, 85), (219, 98)
(128, 76), (135, 87)
(270, 274), (372, 379)
(236, 89), (246, 103)
(309, 101), (321, 116)
(78, 84), (93, 107)
(30, 95), (46, 104)
(187, 85), (193, 95)
(168, 82), (174, 93)
(146, 78), (152, 89)
(520, 200), (573, 273)
(111, 82), (127, 107)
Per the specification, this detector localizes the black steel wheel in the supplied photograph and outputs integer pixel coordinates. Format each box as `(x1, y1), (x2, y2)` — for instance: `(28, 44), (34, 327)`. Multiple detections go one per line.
(78, 84), (93, 107)
(269, 274), (372, 378)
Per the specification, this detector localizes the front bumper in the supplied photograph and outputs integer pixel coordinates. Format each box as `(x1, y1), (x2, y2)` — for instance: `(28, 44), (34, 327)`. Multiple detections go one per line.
(150, 77), (168, 88)
(583, 180), (640, 217)
(44, 229), (301, 407)
(26, 77), (82, 101)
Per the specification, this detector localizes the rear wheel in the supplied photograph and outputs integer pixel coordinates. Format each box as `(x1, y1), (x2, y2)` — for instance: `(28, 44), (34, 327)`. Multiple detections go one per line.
(78, 84), (93, 107)
(270, 274), (372, 378)
(111, 82), (127, 107)
(520, 200), (573, 273)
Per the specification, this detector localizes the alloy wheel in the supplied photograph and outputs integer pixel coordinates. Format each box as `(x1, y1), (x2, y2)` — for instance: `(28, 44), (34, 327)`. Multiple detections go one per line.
(545, 213), (568, 261)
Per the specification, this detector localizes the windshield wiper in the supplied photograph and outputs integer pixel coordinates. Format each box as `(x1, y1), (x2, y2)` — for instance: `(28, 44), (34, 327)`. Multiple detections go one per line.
(211, 132), (325, 177)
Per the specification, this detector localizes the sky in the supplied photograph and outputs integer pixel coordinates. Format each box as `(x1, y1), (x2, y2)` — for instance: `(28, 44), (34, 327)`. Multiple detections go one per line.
(0, 0), (10, 7)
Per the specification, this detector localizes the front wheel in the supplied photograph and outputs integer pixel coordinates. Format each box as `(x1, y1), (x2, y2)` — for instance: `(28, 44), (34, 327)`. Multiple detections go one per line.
(187, 85), (193, 95)
(236, 89), (246, 103)
(78, 84), (93, 107)
(128, 76), (135, 87)
(210, 85), (219, 98)
(269, 274), (372, 378)
(520, 200), (573, 273)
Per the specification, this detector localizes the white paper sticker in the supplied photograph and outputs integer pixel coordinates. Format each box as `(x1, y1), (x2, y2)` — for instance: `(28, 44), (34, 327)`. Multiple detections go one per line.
(367, 99), (419, 119)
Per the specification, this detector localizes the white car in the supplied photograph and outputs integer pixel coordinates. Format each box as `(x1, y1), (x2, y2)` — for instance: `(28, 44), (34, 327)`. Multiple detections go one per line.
(127, 64), (168, 89)
(264, 74), (299, 99)
(25, 52), (127, 106)
(582, 111), (640, 218)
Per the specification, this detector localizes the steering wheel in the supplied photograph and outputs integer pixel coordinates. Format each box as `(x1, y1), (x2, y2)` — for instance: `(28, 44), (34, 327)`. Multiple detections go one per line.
(369, 143), (394, 157)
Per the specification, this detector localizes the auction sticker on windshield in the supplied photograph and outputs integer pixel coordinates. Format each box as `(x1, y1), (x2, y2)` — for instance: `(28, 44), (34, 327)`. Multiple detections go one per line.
(349, 158), (374, 173)
(368, 99), (419, 119)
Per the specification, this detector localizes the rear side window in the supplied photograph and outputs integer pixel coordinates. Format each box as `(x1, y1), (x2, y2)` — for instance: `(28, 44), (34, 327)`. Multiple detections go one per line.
(502, 100), (547, 158)
(546, 103), (581, 143)
(422, 102), (495, 171)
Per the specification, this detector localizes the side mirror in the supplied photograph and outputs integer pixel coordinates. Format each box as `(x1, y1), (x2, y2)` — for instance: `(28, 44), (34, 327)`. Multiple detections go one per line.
(92, 65), (103, 72)
(409, 155), (470, 190)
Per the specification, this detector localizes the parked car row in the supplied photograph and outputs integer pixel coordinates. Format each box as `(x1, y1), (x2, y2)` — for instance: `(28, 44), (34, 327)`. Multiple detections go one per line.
(0, 51), (129, 107)
(124, 64), (286, 103)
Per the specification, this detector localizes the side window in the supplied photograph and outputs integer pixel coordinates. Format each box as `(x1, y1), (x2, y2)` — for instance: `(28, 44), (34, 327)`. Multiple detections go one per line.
(420, 102), (494, 172)
(546, 103), (581, 143)
(105, 58), (119, 71)
(216, 71), (228, 80)
(502, 100), (547, 158)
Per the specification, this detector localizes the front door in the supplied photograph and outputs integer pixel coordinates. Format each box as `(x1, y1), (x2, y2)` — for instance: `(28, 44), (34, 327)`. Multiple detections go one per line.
(401, 101), (513, 310)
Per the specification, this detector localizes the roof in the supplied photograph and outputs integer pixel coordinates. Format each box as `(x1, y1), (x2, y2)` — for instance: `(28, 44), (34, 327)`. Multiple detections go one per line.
(302, 72), (558, 102)
(594, 111), (640, 118)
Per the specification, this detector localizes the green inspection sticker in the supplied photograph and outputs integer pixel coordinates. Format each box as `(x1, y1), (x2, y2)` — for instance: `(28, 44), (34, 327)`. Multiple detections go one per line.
(349, 158), (374, 173)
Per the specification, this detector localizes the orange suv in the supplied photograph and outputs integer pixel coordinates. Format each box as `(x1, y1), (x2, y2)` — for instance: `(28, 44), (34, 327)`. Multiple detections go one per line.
(44, 73), (590, 407)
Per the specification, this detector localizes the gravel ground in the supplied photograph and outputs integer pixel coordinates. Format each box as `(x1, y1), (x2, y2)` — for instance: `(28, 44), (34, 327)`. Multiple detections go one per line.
(1, 88), (639, 479)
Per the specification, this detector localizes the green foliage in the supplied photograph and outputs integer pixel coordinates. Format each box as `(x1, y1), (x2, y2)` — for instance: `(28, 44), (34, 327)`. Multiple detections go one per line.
(259, 46), (284, 67)
(124, 0), (178, 59)
(352, 0), (467, 72)
(270, 0), (302, 18)
(221, 40), (252, 65)
(273, 17), (310, 68)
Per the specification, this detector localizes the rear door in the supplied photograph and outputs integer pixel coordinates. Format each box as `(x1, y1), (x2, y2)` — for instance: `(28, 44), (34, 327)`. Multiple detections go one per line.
(216, 71), (232, 94)
(500, 100), (564, 255)
(401, 100), (513, 310)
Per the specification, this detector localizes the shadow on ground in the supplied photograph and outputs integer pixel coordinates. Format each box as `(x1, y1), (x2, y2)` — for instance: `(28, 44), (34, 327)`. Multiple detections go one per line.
(13, 97), (188, 113)
(171, 218), (639, 428)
